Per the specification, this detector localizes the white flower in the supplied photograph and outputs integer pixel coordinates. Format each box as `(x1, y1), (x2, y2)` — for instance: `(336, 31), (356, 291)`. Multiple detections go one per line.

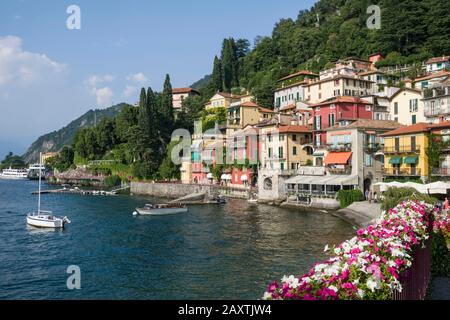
(283, 275), (300, 289)
(262, 292), (272, 300)
(328, 285), (338, 293)
(366, 277), (379, 292)
(357, 289), (365, 299)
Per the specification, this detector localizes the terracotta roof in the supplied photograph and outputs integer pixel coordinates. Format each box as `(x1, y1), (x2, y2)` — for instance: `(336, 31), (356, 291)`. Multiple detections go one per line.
(275, 80), (308, 91)
(414, 70), (450, 82)
(304, 75), (375, 86)
(380, 123), (430, 137)
(312, 96), (372, 107)
(258, 107), (274, 113)
(358, 70), (385, 76)
(389, 88), (422, 100)
(216, 92), (242, 99)
(269, 125), (311, 134)
(280, 104), (297, 111)
(426, 56), (450, 64)
(327, 119), (404, 131)
(172, 87), (199, 95)
(278, 70), (319, 82)
(429, 121), (450, 130)
(240, 101), (260, 108)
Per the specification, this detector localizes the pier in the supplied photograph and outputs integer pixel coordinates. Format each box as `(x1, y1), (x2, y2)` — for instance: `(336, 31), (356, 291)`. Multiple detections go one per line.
(31, 185), (130, 196)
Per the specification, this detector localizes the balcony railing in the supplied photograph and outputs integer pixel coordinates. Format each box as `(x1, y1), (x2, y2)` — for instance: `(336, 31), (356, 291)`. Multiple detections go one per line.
(326, 143), (352, 152)
(383, 146), (420, 154)
(383, 168), (422, 176)
(364, 143), (381, 153)
(431, 167), (450, 176)
(327, 166), (352, 175)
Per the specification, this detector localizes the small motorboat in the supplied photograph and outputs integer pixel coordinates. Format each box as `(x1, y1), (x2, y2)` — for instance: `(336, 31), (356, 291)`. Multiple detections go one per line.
(134, 203), (188, 216)
(248, 198), (258, 203)
(216, 195), (227, 204)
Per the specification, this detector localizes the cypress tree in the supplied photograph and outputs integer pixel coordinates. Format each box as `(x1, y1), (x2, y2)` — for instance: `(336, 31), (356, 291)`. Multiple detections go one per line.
(212, 56), (223, 92)
(221, 38), (239, 92)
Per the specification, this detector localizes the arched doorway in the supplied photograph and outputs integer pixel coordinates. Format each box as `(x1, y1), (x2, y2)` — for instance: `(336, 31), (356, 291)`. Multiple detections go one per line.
(364, 178), (372, 195)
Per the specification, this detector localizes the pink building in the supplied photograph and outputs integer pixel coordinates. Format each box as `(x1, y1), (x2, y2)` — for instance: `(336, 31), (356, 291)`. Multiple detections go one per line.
(172, 88), (200, 112)
(312, 96), (374, 146)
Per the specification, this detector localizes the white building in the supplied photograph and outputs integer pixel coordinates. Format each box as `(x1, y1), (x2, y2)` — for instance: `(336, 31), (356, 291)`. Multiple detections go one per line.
(426, 56), (450, 73)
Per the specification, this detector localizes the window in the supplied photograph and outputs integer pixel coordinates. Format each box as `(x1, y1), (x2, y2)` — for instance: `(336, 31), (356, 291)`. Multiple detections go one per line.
(394, 117), (398, 122)
(315, 116), (322, 130)
(268, 134), (272, 142)
(279, 134), (285, 142)
(278, 147), (284, 159)
(268, 148), (272, 158)
(409, 99), (418, 112)
(394, 102), (399, 115)
(292, 146), (297, 156)
(329, 113), (335, 127)
(296, 92), (300, 101)
(292, 134), (297, 141)
(280, 162), (285, 171)
(412, 115), (417, 124)
(365, 154), (373, 166)
(319, 93), (322, 100)
(365, 105), (371, 111)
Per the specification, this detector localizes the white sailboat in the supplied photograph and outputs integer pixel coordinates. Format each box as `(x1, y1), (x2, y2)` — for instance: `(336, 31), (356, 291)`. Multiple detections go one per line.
(27, 153), (71, 229)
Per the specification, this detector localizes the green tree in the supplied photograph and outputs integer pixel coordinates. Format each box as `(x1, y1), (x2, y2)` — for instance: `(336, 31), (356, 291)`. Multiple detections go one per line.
(0, 152), (26, 169)
(158, 140), (182, 180)
(212, 56), (223, 92)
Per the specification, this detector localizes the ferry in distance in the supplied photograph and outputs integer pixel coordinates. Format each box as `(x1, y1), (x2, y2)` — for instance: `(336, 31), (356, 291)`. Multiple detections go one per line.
(0, 167), (29, 180)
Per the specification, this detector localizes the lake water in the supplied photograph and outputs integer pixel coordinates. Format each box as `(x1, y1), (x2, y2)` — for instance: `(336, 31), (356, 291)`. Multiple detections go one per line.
(0, 179), (354, 299)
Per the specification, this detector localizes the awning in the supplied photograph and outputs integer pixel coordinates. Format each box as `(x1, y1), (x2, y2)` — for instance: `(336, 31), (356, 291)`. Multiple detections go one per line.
(389, 156), (402, 165)
(284, 175), (358, 186)
(324, 152), (352, 165)
(221, 174), (231, 180)
(240, 174), (248, 181)
(404, 156), (418, 164)
(207, 173), (213, 179)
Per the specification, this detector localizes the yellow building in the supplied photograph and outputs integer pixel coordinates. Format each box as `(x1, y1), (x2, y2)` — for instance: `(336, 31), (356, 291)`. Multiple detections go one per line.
(380, 123), (430, 180)
(204, 92), (241, 110)
(41, 152), (59, 164)
(260, 125), (314, 172)
(227, 101), (274, 134)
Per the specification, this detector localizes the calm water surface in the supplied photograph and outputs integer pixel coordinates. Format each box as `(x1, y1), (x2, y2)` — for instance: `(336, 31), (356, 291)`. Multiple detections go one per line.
(0, 179), (354, 299)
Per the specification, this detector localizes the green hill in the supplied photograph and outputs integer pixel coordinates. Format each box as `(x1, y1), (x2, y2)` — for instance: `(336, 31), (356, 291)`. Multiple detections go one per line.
(22, 103), (132, 163)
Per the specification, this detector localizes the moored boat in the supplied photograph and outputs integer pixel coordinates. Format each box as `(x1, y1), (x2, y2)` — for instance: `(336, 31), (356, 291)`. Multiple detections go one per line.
(0, 167), (29, 180)
(134, 203), (188, 216)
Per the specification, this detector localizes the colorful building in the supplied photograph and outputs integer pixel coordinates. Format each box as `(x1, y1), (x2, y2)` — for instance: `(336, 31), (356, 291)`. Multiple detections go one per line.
(274, 71), (319, 109)
(172, 87), (200, 112)
(389, 88), (425, 125)
(423, 79), (450, 123)
(380, 123), (430, 181)
(426, 56), (450, 73)
(311, 96), (374, 147)
(204, 92), (241, 110)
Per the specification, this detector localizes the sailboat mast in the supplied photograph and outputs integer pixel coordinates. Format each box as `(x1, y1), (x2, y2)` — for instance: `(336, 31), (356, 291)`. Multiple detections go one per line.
(38, 152), (42, 214)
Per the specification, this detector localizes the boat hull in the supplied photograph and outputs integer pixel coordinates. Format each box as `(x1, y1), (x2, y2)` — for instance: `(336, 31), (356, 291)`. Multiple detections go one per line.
(26, 215), (66, 228)
(0, 175), (28, 180)
(136, 207), (188, 216)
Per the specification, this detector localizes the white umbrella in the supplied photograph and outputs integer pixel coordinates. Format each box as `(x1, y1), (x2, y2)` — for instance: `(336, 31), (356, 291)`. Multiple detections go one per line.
(240, 174), (248, 182)
(403, 182), (429, 194)
(207, 173), (213, 179)
(427, 181), (450, 195)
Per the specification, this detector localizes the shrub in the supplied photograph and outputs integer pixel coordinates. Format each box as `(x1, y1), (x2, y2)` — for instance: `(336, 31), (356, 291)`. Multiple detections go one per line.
(337, 189), (364, 208)
(104, 175), (122, 188)
(380, 188), (436, 212)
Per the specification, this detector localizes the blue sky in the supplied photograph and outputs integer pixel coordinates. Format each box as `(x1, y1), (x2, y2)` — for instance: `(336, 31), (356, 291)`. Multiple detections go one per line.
(0, 0), (316, 160)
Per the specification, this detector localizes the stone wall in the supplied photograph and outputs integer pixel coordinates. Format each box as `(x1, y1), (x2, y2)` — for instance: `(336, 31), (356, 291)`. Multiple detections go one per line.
(131, 182), (217, 199)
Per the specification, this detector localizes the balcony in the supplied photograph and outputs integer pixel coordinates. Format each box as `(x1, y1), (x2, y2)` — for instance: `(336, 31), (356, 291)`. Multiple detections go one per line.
(326, 143), (352, 152)
(383, 146), (420, 154)
(327, 166), (352, 175)
(365, 143), (381, 153)
(431, 167), (450, 176)
(383, 168), (422, 176)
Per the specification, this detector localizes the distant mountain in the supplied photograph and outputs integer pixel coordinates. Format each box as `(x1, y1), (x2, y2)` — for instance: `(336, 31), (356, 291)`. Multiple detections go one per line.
(22, 103), (131, 163)
(191, 74), (212, 90)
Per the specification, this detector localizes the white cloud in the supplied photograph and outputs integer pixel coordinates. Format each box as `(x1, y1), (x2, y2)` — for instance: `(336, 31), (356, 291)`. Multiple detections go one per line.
(95, 87), (114, 106)
(123, 85), (137, 98)
(126, 72), (148, 84)
(0, 35), (65, 87)
(85, 74), (115, 106)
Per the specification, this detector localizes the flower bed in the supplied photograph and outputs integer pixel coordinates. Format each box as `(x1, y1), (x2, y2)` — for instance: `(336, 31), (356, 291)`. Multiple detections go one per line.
(263, 200), (450, 300)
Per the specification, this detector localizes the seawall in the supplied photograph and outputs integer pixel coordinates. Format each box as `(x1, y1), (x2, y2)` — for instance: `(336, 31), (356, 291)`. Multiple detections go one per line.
(332, 201), (382, 227)
(130, 182), (218, 199)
